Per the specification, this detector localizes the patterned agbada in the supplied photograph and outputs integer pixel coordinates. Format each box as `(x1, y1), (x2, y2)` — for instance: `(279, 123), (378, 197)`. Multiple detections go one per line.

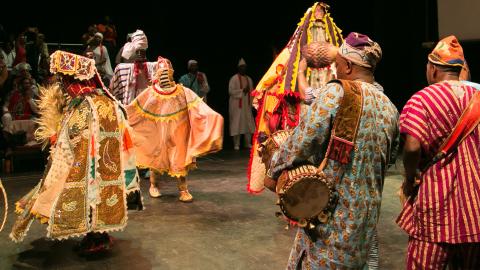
(10, 51), (140, 242)
(268, 82), (399, 268)
(396, 80), (480, 244)
(126, 83), (223, 178)
(248, 2), (342, 193)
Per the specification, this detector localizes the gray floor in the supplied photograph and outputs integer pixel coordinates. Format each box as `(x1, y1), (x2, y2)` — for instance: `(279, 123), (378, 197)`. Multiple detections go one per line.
(0, 150), (407, 269)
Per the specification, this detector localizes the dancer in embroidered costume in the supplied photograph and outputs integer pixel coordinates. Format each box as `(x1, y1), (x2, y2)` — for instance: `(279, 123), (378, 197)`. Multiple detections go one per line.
(248, 2), (343, 193)
(10, 51), (141, 255)
(126, 56), (223, 202)
(110, 30), (156, 105)
(266, 33), (399, 269)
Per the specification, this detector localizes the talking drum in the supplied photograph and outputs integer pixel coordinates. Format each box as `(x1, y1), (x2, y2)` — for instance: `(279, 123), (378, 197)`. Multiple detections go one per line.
(261, 131), (337, 227)
(276, 165), (336, 227)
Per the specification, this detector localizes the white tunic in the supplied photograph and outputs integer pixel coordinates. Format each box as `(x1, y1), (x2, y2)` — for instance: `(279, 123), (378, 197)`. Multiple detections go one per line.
(228, 74), (255, 136)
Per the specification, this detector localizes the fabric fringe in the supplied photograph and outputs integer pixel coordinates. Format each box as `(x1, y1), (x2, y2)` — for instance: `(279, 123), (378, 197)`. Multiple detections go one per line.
(132, 97), (202, 123)
(0, 179), (7, 232)
(137, 163), (198, 179)
(35, 84), (70, 149)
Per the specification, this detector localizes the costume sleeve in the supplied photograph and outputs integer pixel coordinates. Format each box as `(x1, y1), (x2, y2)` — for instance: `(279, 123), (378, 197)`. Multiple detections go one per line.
(228, 76), (243, 98)
(268, 83), (343, 179)
(110, 65), (124, 102)
(399, 92), (430, 153)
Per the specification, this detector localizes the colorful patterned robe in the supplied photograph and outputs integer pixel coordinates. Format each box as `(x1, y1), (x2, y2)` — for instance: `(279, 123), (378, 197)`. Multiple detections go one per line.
(10, 89), (140, 242)
(269, 82), (399, 269)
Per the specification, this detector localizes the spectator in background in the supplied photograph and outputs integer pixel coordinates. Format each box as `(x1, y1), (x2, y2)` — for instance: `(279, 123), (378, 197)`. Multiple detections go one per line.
(0, 57), (7, 90)
(12, 33), (26, 67)
(0, 40), (16, 71)
(228, 58), (255, 150)
(97, 16), (117, 64)
(3, 76), (38, 121)
(88, 32), (113, 86)
(2, 76), (39, 149)
(11, 63), (38, 96)
(24, 27), (41, 81)
(36, 33), (50, 83)
(82, 24), (97, 46)
(179, 59), (210, 101)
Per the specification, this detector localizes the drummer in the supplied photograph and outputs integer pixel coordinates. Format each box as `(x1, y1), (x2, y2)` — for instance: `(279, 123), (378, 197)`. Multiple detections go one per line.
(265, 32), (399, 269)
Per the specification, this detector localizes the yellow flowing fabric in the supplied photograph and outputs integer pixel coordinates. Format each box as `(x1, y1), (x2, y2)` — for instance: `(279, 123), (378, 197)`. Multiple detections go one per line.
(248, 2), (343, 193)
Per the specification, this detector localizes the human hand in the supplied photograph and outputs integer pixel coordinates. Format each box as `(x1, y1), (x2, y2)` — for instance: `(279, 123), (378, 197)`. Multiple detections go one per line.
(402, 172), (421, 198)
(264, 176), (277, 192)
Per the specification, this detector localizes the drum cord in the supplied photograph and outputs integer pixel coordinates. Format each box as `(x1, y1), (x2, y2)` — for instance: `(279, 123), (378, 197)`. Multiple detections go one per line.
(0, 179), (7, 232)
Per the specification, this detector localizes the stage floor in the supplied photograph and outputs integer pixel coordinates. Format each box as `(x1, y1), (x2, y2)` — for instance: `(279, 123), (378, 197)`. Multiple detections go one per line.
(0, 150), (407, 269)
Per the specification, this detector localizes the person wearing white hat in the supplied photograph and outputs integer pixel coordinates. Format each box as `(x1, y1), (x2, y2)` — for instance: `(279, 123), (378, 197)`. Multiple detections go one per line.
(110, 30), (158, 105)
(88, 32), (114, 85)
(228, 58), (255, 150)
(179, 59), (210, 101)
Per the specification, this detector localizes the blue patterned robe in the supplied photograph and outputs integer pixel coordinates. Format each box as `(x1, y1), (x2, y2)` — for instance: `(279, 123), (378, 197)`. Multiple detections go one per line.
(269, 81), (399, 269)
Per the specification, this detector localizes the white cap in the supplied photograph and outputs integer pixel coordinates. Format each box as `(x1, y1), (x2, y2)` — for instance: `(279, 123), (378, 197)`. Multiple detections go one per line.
(188, 59), (198, 67)
(94, 32), (103, 39)
(238, 58), (247, 67)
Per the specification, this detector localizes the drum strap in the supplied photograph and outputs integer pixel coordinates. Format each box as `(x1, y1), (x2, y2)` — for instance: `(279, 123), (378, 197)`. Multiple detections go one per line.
(319, 80), (363, 169)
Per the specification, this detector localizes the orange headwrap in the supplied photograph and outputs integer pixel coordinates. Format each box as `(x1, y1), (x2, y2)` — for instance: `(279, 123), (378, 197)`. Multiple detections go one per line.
(428, 35), (465, 67)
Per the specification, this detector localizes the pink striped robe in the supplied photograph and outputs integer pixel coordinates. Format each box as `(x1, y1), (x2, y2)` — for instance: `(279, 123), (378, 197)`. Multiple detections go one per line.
(397, 80), (480, 244)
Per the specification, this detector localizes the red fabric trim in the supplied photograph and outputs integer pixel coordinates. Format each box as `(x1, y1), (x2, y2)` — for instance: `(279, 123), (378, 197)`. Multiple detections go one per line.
(66, 81), (96, 97)
(327, 137), (354, 164)
(90, 136), (95, 157)
(152, 84), (176, 95)
(238, 74), (243, 108)
(133, 61), (151, 91)
(123, 128), (134, 151)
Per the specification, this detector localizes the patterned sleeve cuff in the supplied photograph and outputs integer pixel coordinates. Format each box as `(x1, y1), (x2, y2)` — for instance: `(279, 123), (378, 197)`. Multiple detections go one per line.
(304, 87), (315, 104)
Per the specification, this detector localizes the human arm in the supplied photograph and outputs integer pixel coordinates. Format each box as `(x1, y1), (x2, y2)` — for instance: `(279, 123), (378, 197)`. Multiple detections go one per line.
(297, 58), (310, 101)
(402, 135), (421, 197)
(398, 93), (430, 198)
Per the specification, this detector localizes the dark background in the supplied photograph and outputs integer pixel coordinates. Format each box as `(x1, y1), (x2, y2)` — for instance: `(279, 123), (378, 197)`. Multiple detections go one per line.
(2, 0), (479, 146)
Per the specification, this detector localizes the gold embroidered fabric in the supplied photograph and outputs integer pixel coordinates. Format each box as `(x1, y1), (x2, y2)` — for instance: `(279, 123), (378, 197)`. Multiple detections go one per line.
(11, 93), (135, 241)
(50, 51), (96, 81)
